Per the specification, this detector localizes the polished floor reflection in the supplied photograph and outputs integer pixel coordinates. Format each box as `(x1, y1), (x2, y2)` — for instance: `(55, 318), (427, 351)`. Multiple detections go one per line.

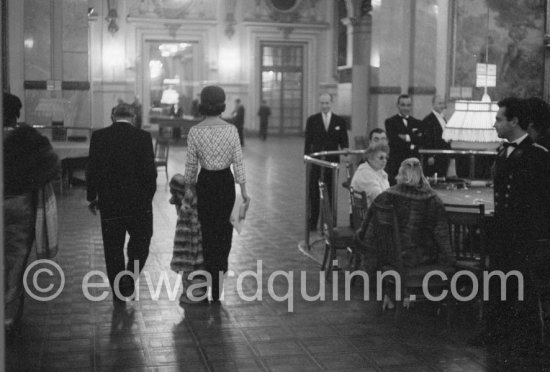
(7, 136), (492, 371)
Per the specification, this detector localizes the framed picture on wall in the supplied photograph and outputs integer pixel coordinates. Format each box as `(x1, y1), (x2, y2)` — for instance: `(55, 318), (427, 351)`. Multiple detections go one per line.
(450, 0), (545, 101)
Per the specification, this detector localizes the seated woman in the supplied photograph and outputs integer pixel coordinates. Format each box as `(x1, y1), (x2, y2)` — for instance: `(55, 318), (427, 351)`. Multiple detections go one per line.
(357, 158), (455, 306)
(350, 143), (390, 207)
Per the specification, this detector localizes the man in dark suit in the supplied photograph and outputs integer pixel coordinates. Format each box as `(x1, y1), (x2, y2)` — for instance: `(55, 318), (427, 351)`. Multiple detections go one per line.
(384, 94), (424, 184)
(486, 97), (550, 368)
(87, 103), (157, 307)
(304, 93), (349, 230)
(232, 98), (245, 146)
(421, 94), (451, 177)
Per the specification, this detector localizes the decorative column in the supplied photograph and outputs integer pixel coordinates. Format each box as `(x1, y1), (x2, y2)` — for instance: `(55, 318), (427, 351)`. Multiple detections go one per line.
(350, 0), (373, 141)
(544, 4), (550, 102)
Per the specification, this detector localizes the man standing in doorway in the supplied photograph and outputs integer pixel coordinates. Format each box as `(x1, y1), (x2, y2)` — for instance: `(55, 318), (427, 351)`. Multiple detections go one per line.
(232, 98), (245, 146)
(384, 94), (423, 184)
(304, 93), (349, 231)
(87, 103), (157, 307)
(258, 99), (271, 141)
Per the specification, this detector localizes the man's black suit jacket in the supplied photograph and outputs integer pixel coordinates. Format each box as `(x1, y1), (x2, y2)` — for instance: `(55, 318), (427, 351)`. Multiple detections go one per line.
(87, 121), (157, 218)
(421, 112), (450, 150)
(304, 112), (349, 163)
(385, 114), (423, 157)
(385, 114), (423, 179)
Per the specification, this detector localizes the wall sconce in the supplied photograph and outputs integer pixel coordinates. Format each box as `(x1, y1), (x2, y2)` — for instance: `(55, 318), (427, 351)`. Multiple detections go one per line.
(106, 0), (119, 35)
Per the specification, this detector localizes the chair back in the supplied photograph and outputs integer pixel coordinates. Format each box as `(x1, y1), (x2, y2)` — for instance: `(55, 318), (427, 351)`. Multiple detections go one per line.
(33, 126), (92, 143)
(444, 203), (486, 268)
(319, 181), (335, 243)
(155, 140), (170, 163)
(349, 187), (367, 230)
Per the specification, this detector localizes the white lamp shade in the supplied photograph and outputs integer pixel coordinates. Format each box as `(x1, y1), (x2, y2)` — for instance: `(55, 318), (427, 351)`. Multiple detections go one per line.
(160, 88), (179, 105)
(443, 100), (501, 143)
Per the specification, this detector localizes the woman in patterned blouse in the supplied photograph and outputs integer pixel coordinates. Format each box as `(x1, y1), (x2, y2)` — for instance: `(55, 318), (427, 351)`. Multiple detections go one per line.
(183, 85), (250, 302)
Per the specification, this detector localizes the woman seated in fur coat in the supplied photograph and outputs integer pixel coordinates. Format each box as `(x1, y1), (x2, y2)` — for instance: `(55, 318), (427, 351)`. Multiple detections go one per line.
(356, 157), (455, 308)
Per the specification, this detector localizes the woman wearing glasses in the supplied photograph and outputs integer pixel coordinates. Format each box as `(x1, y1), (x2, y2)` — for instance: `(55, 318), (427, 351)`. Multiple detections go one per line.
(350, 143), (390, 208)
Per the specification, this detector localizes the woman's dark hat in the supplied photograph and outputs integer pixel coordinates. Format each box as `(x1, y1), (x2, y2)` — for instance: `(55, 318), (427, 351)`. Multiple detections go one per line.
(200, 85), (226, 106)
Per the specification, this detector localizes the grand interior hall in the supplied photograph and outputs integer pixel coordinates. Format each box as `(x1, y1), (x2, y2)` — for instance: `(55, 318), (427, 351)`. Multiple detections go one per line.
(3, 0), (550, 371)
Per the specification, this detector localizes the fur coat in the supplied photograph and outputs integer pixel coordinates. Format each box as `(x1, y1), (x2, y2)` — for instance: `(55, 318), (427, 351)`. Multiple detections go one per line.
(357, 183), (454, 274)
(169, 174), (204, 273)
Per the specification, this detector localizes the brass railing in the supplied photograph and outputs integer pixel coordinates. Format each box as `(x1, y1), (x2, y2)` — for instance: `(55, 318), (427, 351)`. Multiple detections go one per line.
(303, 149), (367, 249)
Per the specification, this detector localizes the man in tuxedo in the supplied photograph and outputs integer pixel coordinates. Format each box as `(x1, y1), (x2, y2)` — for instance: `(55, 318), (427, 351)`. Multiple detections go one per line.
(421, 94), (451, 177)
(384, 94), (424, 184)
(486, 97), (550, 368)
(87, 103), (157, 307)
(304, 93), (349, 230)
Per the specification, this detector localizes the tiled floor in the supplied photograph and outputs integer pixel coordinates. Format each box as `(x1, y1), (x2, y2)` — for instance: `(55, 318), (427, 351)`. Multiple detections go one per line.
(5, 135), (520, 371)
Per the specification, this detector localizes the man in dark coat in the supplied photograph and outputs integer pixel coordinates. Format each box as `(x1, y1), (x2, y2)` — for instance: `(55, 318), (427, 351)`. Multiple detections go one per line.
(304, 93), (349, 230)
(525, 96), (550, 150)
(421, 94), (452, 177)
(486, 97), (550, 369)
(257, 99), (271, 141)
(384, 94), (424, 184)
(232, 98), (245, 146)
(87, 103), (157, 307)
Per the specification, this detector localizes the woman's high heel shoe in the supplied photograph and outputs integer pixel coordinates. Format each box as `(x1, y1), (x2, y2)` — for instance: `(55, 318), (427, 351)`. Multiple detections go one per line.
(382, 294), (395, 310)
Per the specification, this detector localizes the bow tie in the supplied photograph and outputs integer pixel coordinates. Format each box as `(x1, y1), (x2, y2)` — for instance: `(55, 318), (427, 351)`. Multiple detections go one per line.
(503, 142), (518, 149)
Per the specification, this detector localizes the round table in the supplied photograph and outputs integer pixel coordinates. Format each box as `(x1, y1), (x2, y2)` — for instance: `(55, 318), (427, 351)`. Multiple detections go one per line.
(432, 184), (494, 214)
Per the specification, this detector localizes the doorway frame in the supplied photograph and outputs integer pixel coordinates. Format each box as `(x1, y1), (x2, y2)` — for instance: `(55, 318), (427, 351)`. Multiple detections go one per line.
(243, 22), (328, 135)
(259, 42), (306, 135)
(131, 19), (215, 128)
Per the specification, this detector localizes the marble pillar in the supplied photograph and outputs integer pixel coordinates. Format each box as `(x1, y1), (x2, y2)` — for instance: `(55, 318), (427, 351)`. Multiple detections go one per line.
(350, 0), (372, 141)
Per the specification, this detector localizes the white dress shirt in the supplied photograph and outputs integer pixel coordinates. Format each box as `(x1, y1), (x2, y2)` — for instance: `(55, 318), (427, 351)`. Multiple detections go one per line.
(323, 112), (331, 131)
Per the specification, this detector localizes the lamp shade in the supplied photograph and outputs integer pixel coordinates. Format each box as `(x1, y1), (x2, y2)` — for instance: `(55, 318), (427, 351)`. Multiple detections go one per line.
(443, 100), (500, 143)
(160, 87), (179, 105)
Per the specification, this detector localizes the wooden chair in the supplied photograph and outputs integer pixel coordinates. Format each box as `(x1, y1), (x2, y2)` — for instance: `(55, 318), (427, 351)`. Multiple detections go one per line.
(348, 187), (368, 282)
(342, 161), (355, 227)
(372, 202), (454, 321)
(154, 139), (170, 180)
(444, 203), (487, 320)
(318, 181), (354, 278)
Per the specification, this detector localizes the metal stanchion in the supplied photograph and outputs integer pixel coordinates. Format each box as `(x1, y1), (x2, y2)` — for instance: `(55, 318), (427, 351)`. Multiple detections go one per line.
(303, 156), (338, 250)
(305, 161), (311, 249)
(303, 150), (366, 250)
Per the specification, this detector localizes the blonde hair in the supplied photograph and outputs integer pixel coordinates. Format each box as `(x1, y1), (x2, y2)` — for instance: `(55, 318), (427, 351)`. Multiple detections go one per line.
(396, 157), (430, 189)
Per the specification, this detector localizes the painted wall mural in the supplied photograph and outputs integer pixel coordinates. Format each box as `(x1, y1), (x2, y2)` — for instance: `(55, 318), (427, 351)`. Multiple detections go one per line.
(451, 0), (545, 100)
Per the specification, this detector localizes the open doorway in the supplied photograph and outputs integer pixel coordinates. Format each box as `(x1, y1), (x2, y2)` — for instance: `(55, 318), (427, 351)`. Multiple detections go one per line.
(260, 43), (305, 135)
(144, 40), (201, 128)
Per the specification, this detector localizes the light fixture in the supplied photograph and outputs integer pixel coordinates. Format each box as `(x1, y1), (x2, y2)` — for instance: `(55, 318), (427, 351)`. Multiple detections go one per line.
(160, 87), (179, 105)
(443, 5), (500, 146)
(443, 100), (500, 143)
(106, 0), (119, 35)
